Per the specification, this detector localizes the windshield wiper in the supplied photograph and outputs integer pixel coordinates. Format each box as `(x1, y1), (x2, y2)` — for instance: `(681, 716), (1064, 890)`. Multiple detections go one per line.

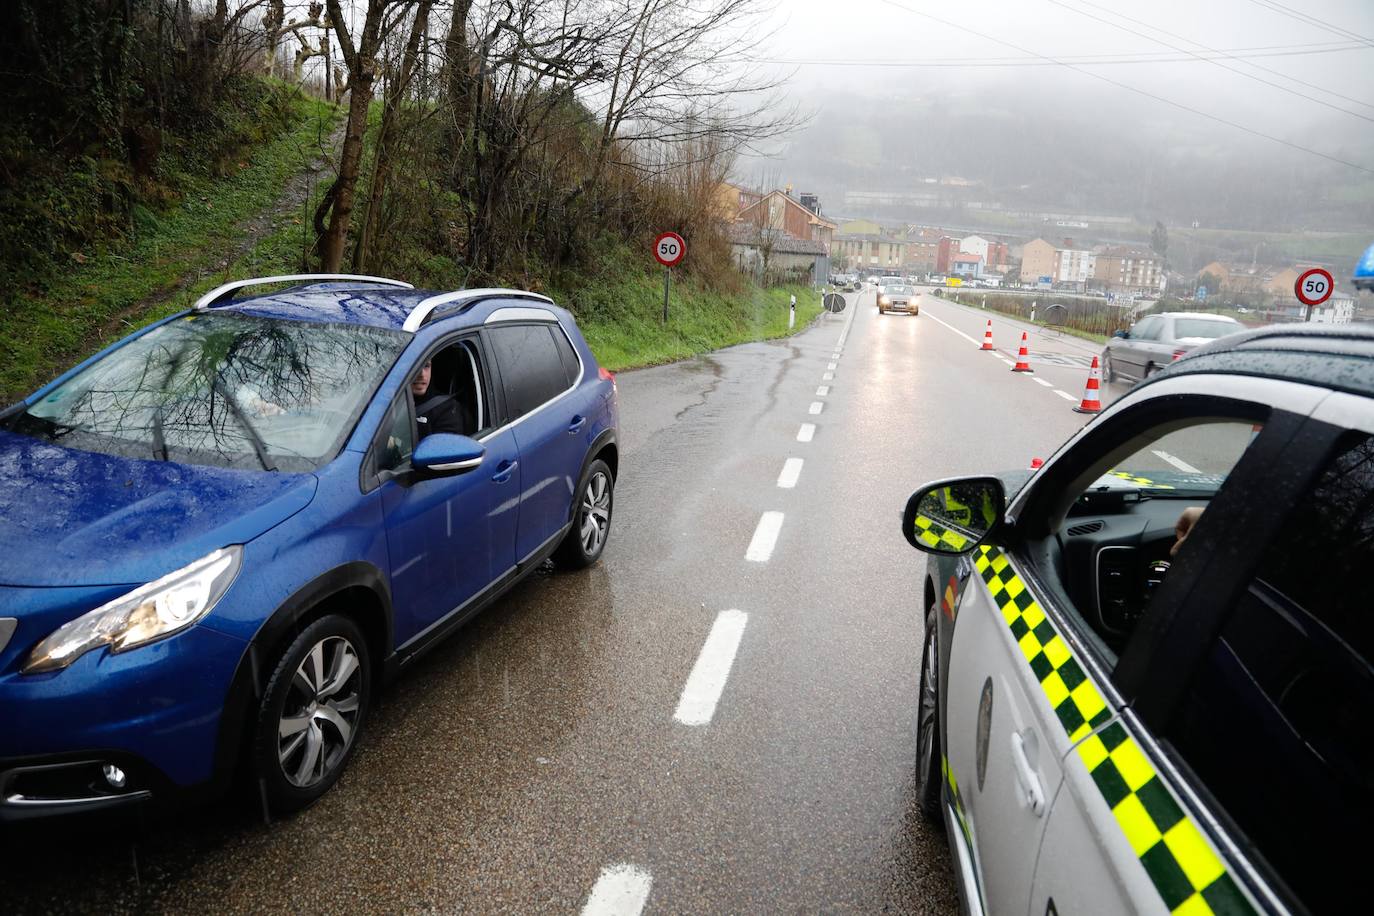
(210, 374), (278, 472)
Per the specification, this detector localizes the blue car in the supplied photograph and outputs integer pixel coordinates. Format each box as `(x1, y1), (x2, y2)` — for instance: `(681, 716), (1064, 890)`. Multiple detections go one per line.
(0, 274), (619, 819)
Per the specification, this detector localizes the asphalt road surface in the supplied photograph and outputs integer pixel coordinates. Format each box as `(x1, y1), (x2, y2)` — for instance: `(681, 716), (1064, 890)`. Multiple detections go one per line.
(3, 288), (1150, 914)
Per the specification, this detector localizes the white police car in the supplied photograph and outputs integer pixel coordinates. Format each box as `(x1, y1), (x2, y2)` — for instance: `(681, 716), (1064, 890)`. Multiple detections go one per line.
(903, 324), (1373, 914)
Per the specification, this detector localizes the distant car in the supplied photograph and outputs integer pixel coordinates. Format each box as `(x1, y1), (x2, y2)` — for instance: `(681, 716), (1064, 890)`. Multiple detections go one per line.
(1102, 312), (1243, 383)
(878, 282), (919, 316)
(903, 323), (1374, 916)
(0, 274), (619, 819)
(866, 276), (882, 286)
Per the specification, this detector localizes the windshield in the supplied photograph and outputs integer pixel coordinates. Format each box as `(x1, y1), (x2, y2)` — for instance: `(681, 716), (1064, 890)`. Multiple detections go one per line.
(1093, 421), (1259, 498)
(9, 314), (407, 471)
(1174, 317), (1240, 340)
(884, 285), (913, 295)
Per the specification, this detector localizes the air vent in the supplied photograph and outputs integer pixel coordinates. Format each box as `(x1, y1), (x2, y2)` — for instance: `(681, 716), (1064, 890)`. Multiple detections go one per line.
(1067, 521), (1105, 537)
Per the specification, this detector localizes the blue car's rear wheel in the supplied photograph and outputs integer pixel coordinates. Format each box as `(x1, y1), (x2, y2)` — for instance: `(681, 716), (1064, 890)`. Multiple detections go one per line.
(554, 458), (614, 569)
(252, 614), (372, 814)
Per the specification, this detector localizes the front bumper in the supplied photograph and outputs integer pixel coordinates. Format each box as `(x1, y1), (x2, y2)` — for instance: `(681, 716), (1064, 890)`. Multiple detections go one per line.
(882, 300), (919, 313)
(0, 621), (248, 821)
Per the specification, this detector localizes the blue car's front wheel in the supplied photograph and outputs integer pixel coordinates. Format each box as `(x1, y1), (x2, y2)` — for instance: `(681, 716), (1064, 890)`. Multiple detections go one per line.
(252, 614), (372, 814)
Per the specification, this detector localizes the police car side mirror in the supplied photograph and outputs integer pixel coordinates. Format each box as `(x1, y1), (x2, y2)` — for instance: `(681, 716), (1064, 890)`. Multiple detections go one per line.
(412, 433), (485, 474)
(902, 476), (1005, 556)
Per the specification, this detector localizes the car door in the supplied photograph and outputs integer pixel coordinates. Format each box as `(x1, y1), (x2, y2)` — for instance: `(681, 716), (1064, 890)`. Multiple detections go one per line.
(372, 338), (521, 644)
(1119, 315), (1160, 378)
(1035, 415), (1374, 916)
(484, 317), (589, 562)
(944, 546), (1077, 914)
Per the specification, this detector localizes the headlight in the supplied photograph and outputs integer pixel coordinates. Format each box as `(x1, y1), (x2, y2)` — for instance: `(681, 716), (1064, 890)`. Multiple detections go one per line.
(24, 547), (242, 674)
(880, 296), (890, 304)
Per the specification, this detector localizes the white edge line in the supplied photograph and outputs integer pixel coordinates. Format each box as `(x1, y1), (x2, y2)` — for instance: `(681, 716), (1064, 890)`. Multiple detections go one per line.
(673, 609), (749, 726)
(797, 423), (816, 442)
(745, 511), (785, 562)
(816, 385), (830, 396)
(822, 372), (834, 381)
(826, 362), (837, 370)
(1054, 390), (1078, 401)
(1032, 377), (1053, 387)
(582, 864), (653, 916)
(1153, 450), (1202, 474)
(777, 457), (803, 488)
(808, 401), (824, 414)
(921, 310), (980, 347)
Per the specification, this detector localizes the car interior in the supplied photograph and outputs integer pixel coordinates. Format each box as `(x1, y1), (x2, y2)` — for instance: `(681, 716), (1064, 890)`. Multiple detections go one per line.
(424, 339), (486, 436)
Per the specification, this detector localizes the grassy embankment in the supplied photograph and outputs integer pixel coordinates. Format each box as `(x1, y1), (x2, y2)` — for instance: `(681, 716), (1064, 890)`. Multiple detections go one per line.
(1, 94), (819, 403)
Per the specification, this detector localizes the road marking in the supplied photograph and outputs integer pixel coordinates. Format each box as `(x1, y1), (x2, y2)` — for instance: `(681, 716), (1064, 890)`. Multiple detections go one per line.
(831, 352), (841, 359)
(822, 371), (834, 381)
(582, 863), (653, 916)
(746, 511), (785, 562)
(797, 423), (816, 442)
(1153, 450), (1202, 474)
(777, 457), (803, 488)
(809, 401), (824, 414)
(674, 609), (749, 727)
(816, 385), (830, 396)
(826, 362), (837, 370)
(997, 357), (1014, 366)
(921, 310), (981, 347)
(1054, 390), (1078, 401)
(837, 293), (859, 348)
(1032, 377), (1053, 387)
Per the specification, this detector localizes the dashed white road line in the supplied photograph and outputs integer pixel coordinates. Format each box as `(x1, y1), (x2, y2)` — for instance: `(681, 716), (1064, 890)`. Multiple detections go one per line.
(822, 371), (834, 381)
(1054, 390), (1078, 401)
(777, 457), (803, 488)
(921, 309), (982, 347)
(1032, 377), (1054, 387)
(831, 352), (841, 359)
(826, 362), (837, 370)
(816, 385), (830, 396)
(797, 423), (816, 442)
(746, 511), (785, 562)
(809, 401), (824, 415)
(582, 864), (653, 916)
(1153, 450), (1202, 474)
(673, 609), (749, 727)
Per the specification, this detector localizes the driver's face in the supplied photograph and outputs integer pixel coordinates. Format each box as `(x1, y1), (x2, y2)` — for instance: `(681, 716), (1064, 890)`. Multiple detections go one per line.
(411, 362), (432, 397)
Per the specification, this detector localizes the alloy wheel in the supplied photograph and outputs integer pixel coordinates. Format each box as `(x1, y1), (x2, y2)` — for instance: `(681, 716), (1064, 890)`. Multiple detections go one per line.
(580, 471), (611, 555)
(277, 636), (363, 788)
(917, 622), (940, 790)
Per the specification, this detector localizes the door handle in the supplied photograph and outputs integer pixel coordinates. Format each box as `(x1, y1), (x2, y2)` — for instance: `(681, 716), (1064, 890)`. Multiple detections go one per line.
(491, 459), (518, 483)
(568, 415), (587, 434)
(1010, 730), (1046, 817)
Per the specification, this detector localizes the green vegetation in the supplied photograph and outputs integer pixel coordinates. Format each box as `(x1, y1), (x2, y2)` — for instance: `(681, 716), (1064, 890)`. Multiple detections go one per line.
(933, 289), (1114, 343)
(0, 95), (340, 402)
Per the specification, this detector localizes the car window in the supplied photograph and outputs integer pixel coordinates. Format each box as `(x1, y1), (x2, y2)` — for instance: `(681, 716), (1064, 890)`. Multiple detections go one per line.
(1130, 316), (1162, 340)
(12, 314), (407, 472)
(375, 393), (415, 475)
(486, 323), (573, 420)
(1172, 317), (1239, 340)
(548, 324), (581, 388)
(1158, 433), (1373, 913)
(1058, 420), (1263, 657)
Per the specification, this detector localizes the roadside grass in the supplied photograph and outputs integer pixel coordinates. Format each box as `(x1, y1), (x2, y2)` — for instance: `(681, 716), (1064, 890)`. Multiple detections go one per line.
(0, 95), (340, 403)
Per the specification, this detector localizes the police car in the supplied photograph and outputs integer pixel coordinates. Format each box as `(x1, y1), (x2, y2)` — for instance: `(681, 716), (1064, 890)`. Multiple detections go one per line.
(901, 324), (1373, 915)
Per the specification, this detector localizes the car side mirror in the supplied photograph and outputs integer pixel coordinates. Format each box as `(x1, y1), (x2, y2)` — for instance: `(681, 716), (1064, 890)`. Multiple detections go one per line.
(902, 476), (1005, 555)
(412, 433), (484, 474)
(1114, 329), (1129, 339)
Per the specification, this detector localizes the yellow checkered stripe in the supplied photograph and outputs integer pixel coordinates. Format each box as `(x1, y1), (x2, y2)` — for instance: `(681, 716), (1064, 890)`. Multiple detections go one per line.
(1108, 470), (1175, 490)
(973, 546), (1253, 916)
(914, 514), (970, 551)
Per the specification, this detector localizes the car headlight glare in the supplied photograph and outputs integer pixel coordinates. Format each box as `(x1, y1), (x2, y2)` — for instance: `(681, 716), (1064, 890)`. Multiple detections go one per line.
(23, 547), (242, 674)
(880, 296), (890, 304)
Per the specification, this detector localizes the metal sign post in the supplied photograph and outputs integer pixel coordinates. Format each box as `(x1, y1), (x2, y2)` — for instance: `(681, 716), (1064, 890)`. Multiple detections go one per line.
(653, 231), (686, 323)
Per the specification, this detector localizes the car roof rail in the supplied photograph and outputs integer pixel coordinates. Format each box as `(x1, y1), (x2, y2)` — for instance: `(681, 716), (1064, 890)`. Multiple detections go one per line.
(192, 274), (414, 311)
(402, 288), (554, 332)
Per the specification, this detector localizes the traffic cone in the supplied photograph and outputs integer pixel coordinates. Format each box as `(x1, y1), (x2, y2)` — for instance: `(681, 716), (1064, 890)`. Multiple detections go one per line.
(980, 319), (994, 351)
(1011, 332), (1033, 372)
(1073, 357), (1104, 414)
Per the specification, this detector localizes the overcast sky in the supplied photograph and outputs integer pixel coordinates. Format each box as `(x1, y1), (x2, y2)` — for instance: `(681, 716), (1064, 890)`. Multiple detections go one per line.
(748, 0), (1374, 137)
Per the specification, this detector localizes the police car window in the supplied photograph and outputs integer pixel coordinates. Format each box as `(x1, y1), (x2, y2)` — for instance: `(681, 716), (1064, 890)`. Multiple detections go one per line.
(1158, 433), (1373, 913)
(1058, 420), (1261, 655)
(487, 324), (571, 419)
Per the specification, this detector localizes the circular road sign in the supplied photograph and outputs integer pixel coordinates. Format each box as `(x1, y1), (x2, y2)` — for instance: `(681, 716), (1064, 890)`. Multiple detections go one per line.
(653, 231), (686, 267)
(1295, 267), (1334, 307)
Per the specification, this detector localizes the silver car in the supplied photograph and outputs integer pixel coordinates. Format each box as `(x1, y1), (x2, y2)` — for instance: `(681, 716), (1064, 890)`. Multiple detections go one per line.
(878, 282), (919, 315)
(1102, 312), (1242, 383)
(902, 324), (1374, 916)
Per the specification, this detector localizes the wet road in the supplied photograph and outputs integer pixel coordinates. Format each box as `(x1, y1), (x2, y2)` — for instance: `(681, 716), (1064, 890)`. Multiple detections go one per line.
(2, 288), (1114, 914)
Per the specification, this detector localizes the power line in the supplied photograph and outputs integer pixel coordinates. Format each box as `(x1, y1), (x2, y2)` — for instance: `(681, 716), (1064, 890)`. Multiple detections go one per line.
(746, 41), (1368, 68)
(1243, 0), (1374, 47)
(875, 0), (1374, 176)
(1067, 0), (1374, 112)
(1047, 0), (1374, 123)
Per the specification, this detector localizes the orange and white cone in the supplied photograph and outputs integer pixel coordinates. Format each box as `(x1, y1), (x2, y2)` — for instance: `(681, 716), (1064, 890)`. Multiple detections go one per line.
(1011, 332), (1033, 372)
(1073, 356), (1104, 414)
(980, 319), (994, 351)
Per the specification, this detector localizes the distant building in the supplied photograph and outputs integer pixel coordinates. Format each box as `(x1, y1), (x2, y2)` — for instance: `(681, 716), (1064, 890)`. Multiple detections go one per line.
(959, 235), (990, 265)
(713, 181), (762, 220)
(936, 236), (962, 273)
(1056, 248), (1097, 287)
(836, 218), (883, 236)
(1020, 238), (1059, 286)
(1094, 247), (1162, 294)
(951, 253), (983, 279)
(831, 233), (906, 271)
(729, 224), (830, 283)
(1311, 296), (1355, 325)
(736, 189), (837, 251)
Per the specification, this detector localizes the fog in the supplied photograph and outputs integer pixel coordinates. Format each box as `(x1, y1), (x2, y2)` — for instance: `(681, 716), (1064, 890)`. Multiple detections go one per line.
(734, 0), (1374, 233)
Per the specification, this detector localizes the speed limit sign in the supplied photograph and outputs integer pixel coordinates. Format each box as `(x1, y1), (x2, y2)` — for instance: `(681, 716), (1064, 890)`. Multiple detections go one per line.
(653, 231), (686, 267)
(1294, 267), (1334, 307)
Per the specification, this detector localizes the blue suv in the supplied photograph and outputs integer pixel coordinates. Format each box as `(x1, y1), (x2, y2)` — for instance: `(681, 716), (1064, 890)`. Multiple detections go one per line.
(0, 275), (619, 819)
